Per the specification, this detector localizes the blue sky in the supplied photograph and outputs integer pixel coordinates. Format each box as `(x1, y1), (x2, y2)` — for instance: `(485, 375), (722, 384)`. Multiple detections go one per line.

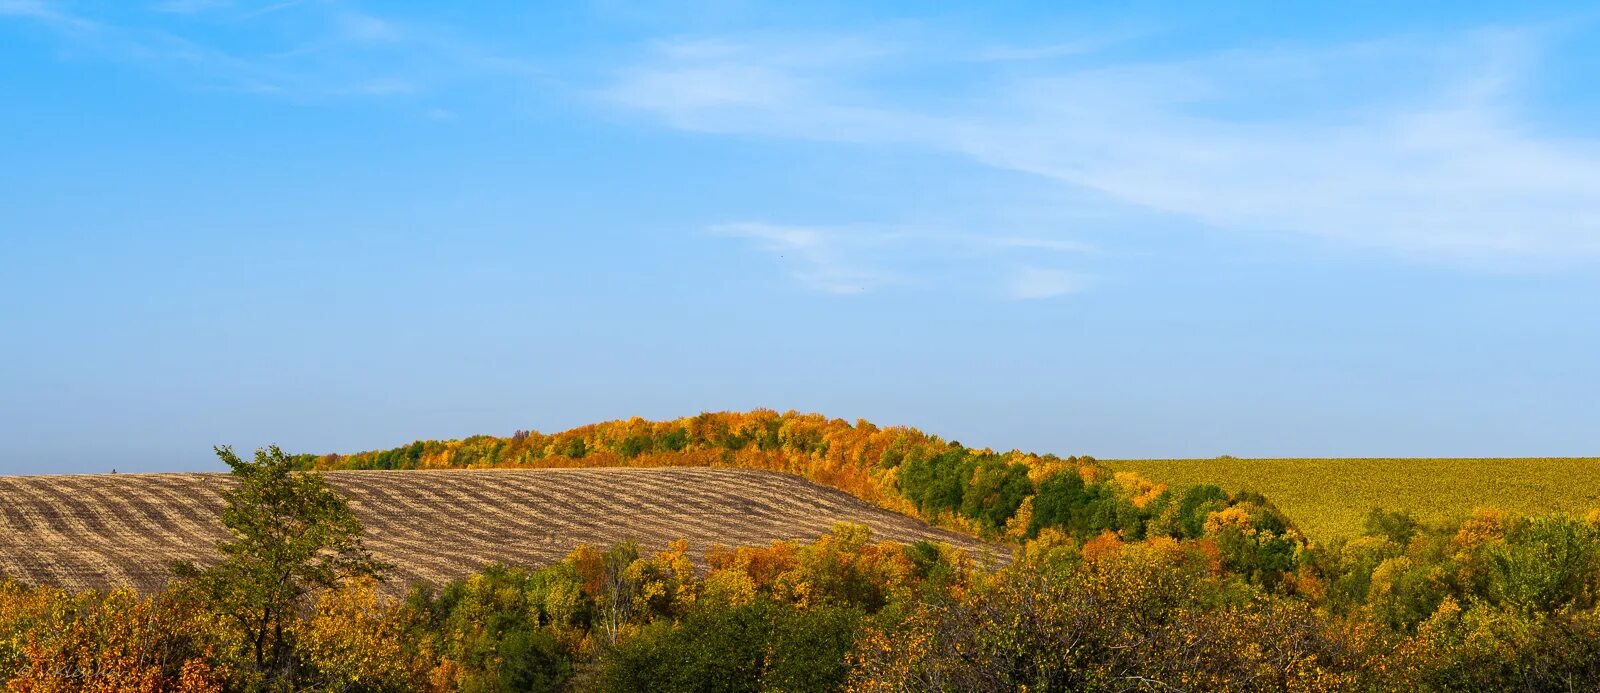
(2, 1), (1598, 473)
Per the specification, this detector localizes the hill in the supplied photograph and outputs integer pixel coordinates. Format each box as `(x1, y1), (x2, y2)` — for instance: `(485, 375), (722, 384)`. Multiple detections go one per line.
(0, 467), (995, 595)
(1106, 457), (1600, 541)
(309, 411), (1600, 546)
(304, 410), (1148, 542)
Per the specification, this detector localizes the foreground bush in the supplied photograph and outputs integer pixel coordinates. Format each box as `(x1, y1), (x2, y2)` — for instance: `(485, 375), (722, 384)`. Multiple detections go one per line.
(5, 513), (1600, 691)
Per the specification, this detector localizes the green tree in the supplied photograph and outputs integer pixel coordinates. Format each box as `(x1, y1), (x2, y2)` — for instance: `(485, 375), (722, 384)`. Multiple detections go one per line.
(1475, 516), (1600, 611)
(174, 445), (388, 689)
(599, 597), (860, 693)
(960, 459), (1033, 530)
(1363, 508), (1422, 545)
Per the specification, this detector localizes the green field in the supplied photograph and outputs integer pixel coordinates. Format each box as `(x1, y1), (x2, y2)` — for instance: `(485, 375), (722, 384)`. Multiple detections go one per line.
(1105, 457), (1600, 543)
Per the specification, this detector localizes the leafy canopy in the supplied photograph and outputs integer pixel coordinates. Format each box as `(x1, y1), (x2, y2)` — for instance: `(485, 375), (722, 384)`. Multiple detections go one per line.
(174, 445), (388, 687)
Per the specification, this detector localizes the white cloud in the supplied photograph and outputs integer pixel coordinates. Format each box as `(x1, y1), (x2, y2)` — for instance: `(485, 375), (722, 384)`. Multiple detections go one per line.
(710, 222), (1092, 296)
(609, 28), (1600, 270)
(710, 222), (901, 294)
(1004, 267), (1086, 300)
(346, 78), (418, 96)
(0, 0), (46, 16)
(0, 0), (96, 30)
(982, 236), (1096, 253)
(149, 0), (231, 14)
(335, 12), (403, 43)
(0, 2), (538, 101)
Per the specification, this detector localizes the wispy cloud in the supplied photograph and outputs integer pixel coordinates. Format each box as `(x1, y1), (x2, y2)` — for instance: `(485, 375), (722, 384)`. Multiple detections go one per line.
(149, 0), (231, 14)
(970, 27), (1148, 63)
(710, 222), (1090, 298)
(983, 236), (1097, 254)
(610, 26), (1600, 270)
(0, 2), (541, 101)
(1, 0), (97, 30)
(709, 222), (903, 294)
(0, 0), (51, 17)
(334, 11), (402, 43)
(1004, 267), (1087, 300)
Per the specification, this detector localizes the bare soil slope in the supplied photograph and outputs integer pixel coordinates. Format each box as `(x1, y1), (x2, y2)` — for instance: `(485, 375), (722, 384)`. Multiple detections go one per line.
(0, 467), (995, 594)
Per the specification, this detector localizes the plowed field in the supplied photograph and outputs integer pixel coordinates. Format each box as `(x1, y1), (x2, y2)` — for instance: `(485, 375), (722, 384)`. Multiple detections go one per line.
(0, 467), (996, 595)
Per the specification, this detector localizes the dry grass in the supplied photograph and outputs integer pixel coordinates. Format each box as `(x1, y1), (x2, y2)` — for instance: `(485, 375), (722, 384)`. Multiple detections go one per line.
(0, 467), (997, 595)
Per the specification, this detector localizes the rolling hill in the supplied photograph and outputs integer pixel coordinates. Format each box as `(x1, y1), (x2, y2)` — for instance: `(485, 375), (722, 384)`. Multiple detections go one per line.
(0, 467), (997, 595)
(307, 412), (1600, 545)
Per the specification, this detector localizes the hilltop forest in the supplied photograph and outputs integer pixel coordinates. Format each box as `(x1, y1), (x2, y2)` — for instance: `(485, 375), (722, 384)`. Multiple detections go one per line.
(306, 410), (1299, 561)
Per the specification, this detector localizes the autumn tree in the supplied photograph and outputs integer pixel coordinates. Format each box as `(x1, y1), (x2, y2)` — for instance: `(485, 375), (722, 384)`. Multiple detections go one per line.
(573, 541), (641, 645)
(173, 445), (387, 689)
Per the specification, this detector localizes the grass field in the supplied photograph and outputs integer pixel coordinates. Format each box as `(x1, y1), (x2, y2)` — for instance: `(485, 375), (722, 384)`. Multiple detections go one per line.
(0, 467), (995, 595)
(1106, 457), (1600, 543)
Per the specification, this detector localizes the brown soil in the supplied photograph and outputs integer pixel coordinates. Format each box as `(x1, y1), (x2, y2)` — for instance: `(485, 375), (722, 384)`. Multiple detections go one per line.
(0, 467), (998, 595)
